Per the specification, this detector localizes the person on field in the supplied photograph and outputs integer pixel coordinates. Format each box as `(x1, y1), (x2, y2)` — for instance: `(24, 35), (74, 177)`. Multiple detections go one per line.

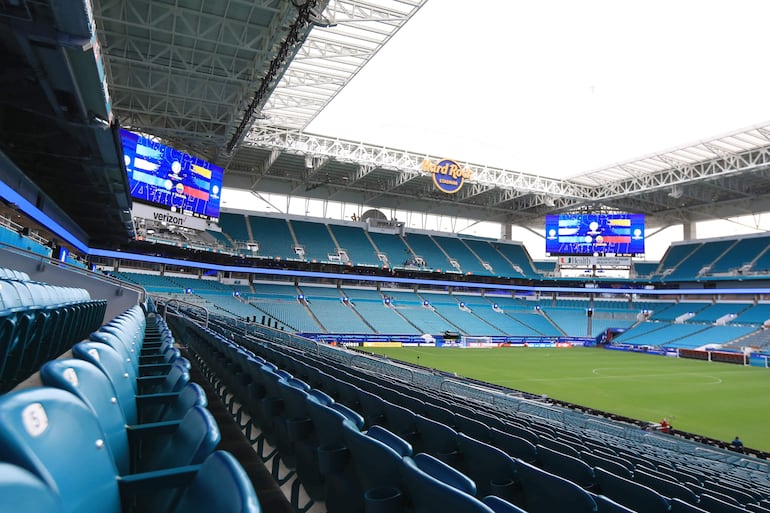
(731, 436), (744, 452)
(659, 418), (671, 434)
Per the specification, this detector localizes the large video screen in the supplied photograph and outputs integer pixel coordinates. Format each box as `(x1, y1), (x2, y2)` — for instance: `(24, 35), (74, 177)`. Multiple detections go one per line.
(120, 129), (223, 222)
(545, 213), (645, 256)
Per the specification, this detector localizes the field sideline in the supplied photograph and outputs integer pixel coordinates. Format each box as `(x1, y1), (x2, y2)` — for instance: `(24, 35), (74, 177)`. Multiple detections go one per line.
(363, 346), (770, 453)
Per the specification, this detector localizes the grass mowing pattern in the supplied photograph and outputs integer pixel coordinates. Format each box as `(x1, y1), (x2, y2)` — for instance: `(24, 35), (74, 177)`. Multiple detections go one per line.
(365, 346), (770, 453)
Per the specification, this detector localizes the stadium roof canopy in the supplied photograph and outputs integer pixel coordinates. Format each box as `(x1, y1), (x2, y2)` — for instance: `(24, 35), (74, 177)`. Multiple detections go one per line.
(4, 0), (770, 249)
(94, 0), (770, 232)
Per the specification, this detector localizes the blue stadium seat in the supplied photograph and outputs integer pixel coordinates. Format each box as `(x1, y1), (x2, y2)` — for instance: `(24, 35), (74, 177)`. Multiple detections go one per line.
(413, 414), (460, 466)
(292, 389), (334, 500)
(633, 468), (699, 504)
(455, 413), (492, 443)
(515, 459), (597, 513)
(698, 493), (752, 513)
(456, 432), (518, 502)
(342, 423), (411, 513)
(400, 455), (495, 513)
(490, 428), (538, 463)
(0, 462), (64, 513)
(593, 494), (636, 513)
(71, 341), (198, 425)
(536, 443), (595, 489)
(380, 400), (419, 445)
(0, 387), (259, 513)
(594, 467), (670, 513)
(170, 450), (262, 513)
(305, 396), (365, 513)
(481, 496), (529, 513)
(669, 498), (709, 513)
(580, 451), (633, 479)
(39, 358), (220, 475)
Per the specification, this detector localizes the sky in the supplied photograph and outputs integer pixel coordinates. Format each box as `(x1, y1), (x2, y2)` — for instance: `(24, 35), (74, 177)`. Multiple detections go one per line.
(225, 0), (770, 261)
(307, 0), (770, 178)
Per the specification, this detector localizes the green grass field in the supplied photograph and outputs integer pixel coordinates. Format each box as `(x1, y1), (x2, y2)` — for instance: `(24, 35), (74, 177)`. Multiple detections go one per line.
(364, 346), (770, 452)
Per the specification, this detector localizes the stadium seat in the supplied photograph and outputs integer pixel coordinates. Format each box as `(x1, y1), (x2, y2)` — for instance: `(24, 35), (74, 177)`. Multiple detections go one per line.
(0, 386), (260, 513)
(515, 459), (597, 513)
(594, 467), (670, 513)
(669, 498), (710, 513)
(72, 341), (193, 425)
(490, 428), (538, 463)
(537, 435), (581, 458)
(39, 358), (220, 475)
(380, 400), (419, 446)
(536, 443), (595, 489)
(455, 413), (492, 443)
(342, 423), (412, 513)
(305, 396), (365, 513)
(592, 494), (636, 513)
(482, 496), (529, 513)
(291, 389), (334, 500)
(400, 455), (495, 513)
(170, 450), (262, 513)
(0, 462), (64, 513)
(581, 451), (633, 479)
(413, 414), (460, 466)
(698, 494), (753, 513)
(456, 432), (518, 502)
(633, 468), (699, 504)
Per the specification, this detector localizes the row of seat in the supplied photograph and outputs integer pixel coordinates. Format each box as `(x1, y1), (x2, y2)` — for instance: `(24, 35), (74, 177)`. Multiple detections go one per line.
(0, 303), (261, 513)
(0, 267), (30, 281)
(0, 277), (107, 392)
(227, 323), (770, 505)
(177, 317), (645, 513)
(178, 313), (770, 513)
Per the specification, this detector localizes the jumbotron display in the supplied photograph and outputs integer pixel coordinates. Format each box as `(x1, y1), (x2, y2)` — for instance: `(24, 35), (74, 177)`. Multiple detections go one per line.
(545, 213), (645, 256)
(120, 129), (223, 222)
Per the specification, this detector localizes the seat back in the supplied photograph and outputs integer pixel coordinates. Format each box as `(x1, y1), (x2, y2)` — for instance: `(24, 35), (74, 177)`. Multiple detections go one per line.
(594, 467), (670, 513)
(581, 451), (633, 479)
(39, 359), (130, 474)
(669, 498), (710, 513)
(0, 462), (64, 513)
(490, 428), (537, 463)
(342, 422), (409, 490)
(159, 382), (208, 422)
(72, 341), (138, 424)
(456, 432), (517, 501)
(594, 494), (637, 513)
(634, 468), (699, 504)
(515, 459), (597, 513)
(401, 456), (494, 513)
(413, 414), (459, 465)
(141, 405), (220, 472)
(536, 443), (595, 489)
(0, 387), (121, 513)
(170, 451), (261, 513)
(699, 494), (752, 513)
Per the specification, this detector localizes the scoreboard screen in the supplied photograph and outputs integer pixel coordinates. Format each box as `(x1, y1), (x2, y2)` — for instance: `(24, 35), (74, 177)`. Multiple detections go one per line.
(120, 129), (223, 222)
(545, 213), (645, 256)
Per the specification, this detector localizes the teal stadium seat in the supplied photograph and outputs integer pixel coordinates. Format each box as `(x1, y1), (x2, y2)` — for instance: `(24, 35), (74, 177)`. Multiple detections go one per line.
(40, 358), (220, 475)
(400, 454), (495, 513)
(0, 462), (64, 513)
(514, 459), (597, 513)
(594, 466), (669, 513)
(0, 386), (260, 513)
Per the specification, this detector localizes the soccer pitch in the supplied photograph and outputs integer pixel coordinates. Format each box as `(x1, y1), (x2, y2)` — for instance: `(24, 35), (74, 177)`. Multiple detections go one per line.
(364, 346), (770, 453)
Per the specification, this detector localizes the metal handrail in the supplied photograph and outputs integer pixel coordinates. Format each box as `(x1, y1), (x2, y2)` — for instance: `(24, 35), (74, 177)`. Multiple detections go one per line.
(160, 297), (209, 329)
